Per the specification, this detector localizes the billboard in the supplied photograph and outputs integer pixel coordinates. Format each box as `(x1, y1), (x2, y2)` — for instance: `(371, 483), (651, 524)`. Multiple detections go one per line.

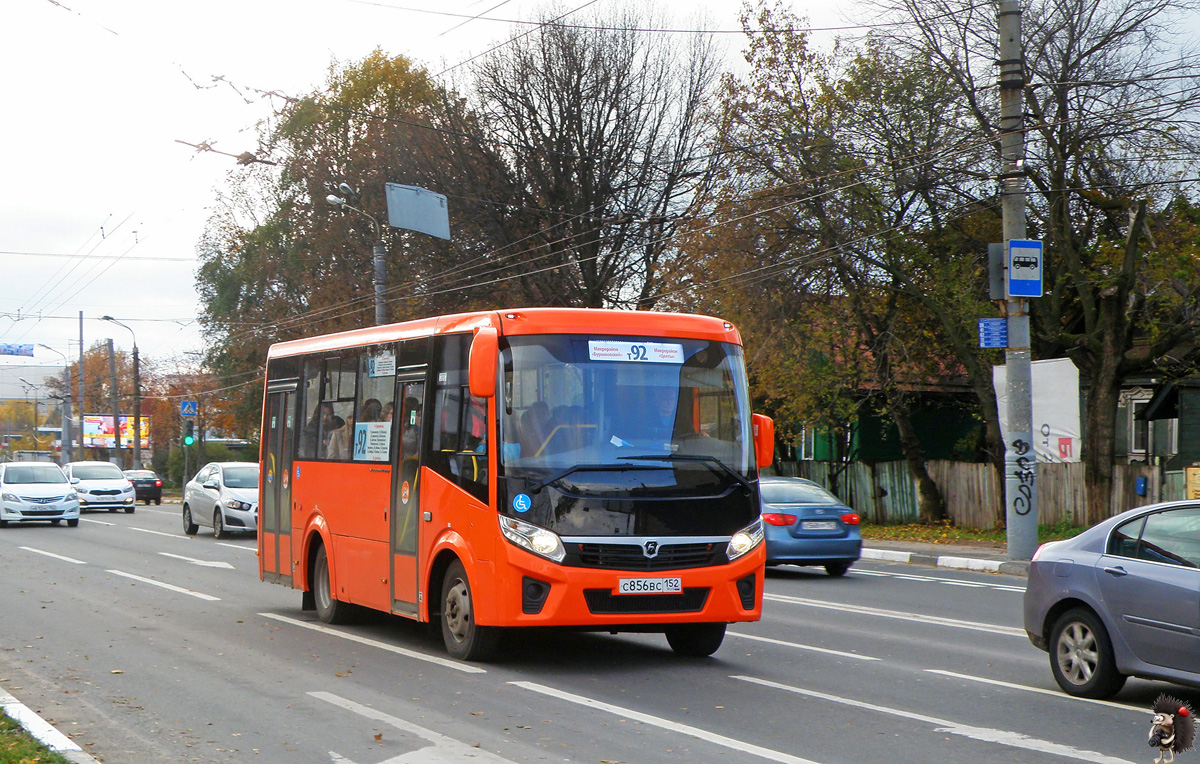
(82, 415), (151, 450)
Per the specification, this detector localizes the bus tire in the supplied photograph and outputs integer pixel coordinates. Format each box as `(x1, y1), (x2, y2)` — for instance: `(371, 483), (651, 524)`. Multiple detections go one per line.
(440, 560), (499, 661)
(665, 623), (726, 657)
(313, 544), (354, 625)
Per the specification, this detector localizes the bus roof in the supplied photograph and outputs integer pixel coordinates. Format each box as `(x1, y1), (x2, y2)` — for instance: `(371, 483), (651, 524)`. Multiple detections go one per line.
(266, 308), (742, 359)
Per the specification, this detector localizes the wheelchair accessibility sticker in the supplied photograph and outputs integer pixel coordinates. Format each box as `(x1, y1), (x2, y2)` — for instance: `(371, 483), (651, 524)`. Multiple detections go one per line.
(513, 493), (531, 513)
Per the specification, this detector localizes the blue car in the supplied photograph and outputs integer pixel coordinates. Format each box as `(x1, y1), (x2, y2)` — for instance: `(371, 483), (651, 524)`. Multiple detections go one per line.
(1023, 499), (1200, 698)
(759, 476), (862, 576)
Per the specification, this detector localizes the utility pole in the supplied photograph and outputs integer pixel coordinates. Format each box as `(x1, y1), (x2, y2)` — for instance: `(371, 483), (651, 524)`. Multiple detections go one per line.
(107, 338), (123, 467)
(78, 312), (85, 458)
(999, 0), (1037, 559)
(131, 343), (141, 469)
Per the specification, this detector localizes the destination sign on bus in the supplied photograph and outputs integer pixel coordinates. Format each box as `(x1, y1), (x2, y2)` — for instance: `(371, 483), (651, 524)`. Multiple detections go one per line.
(588, 340), (684, 364)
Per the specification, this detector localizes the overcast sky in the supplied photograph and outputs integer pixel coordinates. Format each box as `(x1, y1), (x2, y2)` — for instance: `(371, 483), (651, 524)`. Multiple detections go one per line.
(0, 0), (851, 393)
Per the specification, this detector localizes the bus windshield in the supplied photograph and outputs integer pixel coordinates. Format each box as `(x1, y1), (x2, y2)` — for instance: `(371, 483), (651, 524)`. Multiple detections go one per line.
(499, 335), (753, 480)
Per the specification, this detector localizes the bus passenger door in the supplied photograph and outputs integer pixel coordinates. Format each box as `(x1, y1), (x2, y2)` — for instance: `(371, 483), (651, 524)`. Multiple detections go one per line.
(391, 375), (425, 616)
(262, 389), (295, 583)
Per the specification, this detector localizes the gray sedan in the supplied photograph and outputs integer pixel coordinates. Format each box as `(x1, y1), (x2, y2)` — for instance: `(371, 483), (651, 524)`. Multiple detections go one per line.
(1023, 500), (1200, 698)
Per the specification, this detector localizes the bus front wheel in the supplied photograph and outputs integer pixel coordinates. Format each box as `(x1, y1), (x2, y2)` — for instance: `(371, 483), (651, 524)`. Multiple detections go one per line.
(313, 545), (354, 625)
(440, 560), (499, 661)
(665, 623), (726, 657)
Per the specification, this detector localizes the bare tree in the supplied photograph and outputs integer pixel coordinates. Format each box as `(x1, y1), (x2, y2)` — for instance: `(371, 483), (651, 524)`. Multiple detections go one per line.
(466, 5), (723, 308)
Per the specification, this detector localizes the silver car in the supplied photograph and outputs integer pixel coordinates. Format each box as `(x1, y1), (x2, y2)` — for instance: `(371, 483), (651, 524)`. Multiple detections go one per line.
(1023, 500), (1200, 698)
(182, 462), (259, 538)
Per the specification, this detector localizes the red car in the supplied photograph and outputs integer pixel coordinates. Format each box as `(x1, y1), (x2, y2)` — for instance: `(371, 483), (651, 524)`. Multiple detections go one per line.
(123, 470), (163, 505)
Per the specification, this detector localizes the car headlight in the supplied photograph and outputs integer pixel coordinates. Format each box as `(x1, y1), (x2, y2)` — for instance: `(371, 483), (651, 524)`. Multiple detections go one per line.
(65, 492), (78, 501)
(1, 493), (19, 503)
(726, 518), (765, 561)
(224, 499), (253, 511)
(499, 515), (565, 563)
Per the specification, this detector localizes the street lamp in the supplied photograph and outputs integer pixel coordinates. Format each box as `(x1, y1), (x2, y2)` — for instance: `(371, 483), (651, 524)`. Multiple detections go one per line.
(326, 183), (388, 326)
(101, 315), (141, 469)
(37, 344), (73, 462)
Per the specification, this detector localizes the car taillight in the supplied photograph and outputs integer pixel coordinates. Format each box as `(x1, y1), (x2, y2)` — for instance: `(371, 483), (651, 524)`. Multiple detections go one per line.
(761, 512), (797, 526)
(155, 480), (162, 487)
(840, 512), (860, 525)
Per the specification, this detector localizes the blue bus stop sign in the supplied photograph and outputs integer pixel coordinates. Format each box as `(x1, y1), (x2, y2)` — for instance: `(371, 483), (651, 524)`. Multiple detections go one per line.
(1007, 239), (1044, 298)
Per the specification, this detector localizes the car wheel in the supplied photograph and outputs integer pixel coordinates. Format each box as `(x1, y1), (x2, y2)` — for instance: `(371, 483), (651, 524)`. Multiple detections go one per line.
(125, 506), (135, 514)
(67, 519), (79, 527)
(155, 498), (161, 505)
(825, 562), (852, 577)
(441, 560), (499, 661)
(313, 544), (354, 624)
(182, 505), (198, 535)
(213, 510), (226, 539)
(665, 623), (727, 657)
(50, 519), (61, 525)
(0, 520), (7, 528)
(1049, 607), (1127, 698)
(108, 508), (118, 513)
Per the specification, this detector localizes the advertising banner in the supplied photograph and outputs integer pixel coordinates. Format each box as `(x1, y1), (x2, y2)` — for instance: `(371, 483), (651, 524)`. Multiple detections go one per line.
(82, 415), (151, 449)
(994, 358), (1081, 463)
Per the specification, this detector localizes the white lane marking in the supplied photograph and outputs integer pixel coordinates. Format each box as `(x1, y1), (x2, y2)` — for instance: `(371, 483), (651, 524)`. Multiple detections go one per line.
(218, 542), (256, 552)
(261, 613), (485, 674)
(311, 691), (517, 763)
(107, 570), (220, 601)
(130, 527), (187, 540)
(853, 568), (1026, 592)
(733, 675), (1138, 764)
(159, 552), (236, 569)
(924, 670), (1147, 714)
(727, 631), (880, 661)
(511, 680), (823, 764)
(20, 547), (86, 565)
(764, 593), (1025, 637)
(940, 581), (987, 588)
(80, 518), (115, 526)
(0, 689), (82, 753)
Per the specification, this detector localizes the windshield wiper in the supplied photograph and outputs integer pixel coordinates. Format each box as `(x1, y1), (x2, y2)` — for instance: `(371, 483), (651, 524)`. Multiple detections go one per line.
(528, 463), (646, 494)
(619, 454), (754, 495)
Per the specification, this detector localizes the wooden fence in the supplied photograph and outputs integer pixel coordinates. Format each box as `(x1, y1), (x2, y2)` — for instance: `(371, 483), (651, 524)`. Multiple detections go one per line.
(773, 460), (1167, 529)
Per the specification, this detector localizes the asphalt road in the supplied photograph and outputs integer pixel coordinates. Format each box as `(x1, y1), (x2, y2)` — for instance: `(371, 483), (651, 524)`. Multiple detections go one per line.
(1, 503), (1193, 764)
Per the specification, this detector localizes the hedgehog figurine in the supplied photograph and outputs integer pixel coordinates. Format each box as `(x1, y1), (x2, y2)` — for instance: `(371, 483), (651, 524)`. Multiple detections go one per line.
(1149, 694), (1195, 764)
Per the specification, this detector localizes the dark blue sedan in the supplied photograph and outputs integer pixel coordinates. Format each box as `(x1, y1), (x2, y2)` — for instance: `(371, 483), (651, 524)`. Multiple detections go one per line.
(760, 476), (862, 576)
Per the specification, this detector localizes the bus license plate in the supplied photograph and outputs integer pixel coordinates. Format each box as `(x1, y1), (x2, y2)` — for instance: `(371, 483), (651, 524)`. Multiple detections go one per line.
(617, 577), (682, 595)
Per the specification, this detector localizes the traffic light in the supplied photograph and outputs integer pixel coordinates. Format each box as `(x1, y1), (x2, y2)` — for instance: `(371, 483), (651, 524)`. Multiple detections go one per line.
(183, 420), (195, 446)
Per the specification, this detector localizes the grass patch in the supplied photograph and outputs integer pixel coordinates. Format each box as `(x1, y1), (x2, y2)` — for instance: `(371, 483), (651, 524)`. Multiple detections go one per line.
(860, 519), (1084, 545)
(0, 708), (74, 764)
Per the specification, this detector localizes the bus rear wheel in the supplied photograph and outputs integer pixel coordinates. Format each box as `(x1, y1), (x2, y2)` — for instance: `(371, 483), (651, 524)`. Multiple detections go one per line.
(313, 544), (354, 625)
(440, 560), (499, 661)
(665, 623), (726, 657)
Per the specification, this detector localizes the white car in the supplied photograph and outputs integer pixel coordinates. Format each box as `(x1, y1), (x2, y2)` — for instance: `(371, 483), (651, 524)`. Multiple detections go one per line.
(63, 461), (136, 513)
(182, 462), (259, 538)
(0, 462), (81, 527)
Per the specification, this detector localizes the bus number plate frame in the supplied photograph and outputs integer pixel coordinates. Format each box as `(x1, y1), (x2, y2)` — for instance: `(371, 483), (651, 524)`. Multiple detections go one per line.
(617, 577), (682, 595)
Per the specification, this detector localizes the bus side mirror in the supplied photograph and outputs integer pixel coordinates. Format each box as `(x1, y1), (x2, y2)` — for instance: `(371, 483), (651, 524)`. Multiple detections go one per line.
(752, 413), (774, 469)
(469, 326), (499, 399)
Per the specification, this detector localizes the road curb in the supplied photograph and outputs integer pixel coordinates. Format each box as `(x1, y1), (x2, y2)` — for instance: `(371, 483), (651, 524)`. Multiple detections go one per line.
(861, 547), (1030, 577)
(0, 688), (100, 764)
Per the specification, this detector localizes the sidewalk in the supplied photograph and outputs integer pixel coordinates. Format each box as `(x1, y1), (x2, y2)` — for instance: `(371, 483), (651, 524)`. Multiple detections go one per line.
(862, 539), (1031, 577)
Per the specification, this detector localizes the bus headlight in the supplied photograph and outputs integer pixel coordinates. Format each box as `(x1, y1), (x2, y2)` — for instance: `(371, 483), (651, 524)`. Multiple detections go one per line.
(499, 515), (566, 563)
(726, 518), (764, 561)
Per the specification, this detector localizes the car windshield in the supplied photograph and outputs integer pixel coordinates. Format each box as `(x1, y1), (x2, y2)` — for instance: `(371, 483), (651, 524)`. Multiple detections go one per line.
(498, 335), (753, 478)
(4, 465), (68, 485)
(223, 465), (259, 489)
(125, 470), (156, 479)
(761, 481), (840, 505)
(72, 463), (125, 480)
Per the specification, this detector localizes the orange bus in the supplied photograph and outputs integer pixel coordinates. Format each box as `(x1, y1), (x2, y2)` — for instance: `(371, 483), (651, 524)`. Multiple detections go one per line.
(259, 308), (774, 660)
